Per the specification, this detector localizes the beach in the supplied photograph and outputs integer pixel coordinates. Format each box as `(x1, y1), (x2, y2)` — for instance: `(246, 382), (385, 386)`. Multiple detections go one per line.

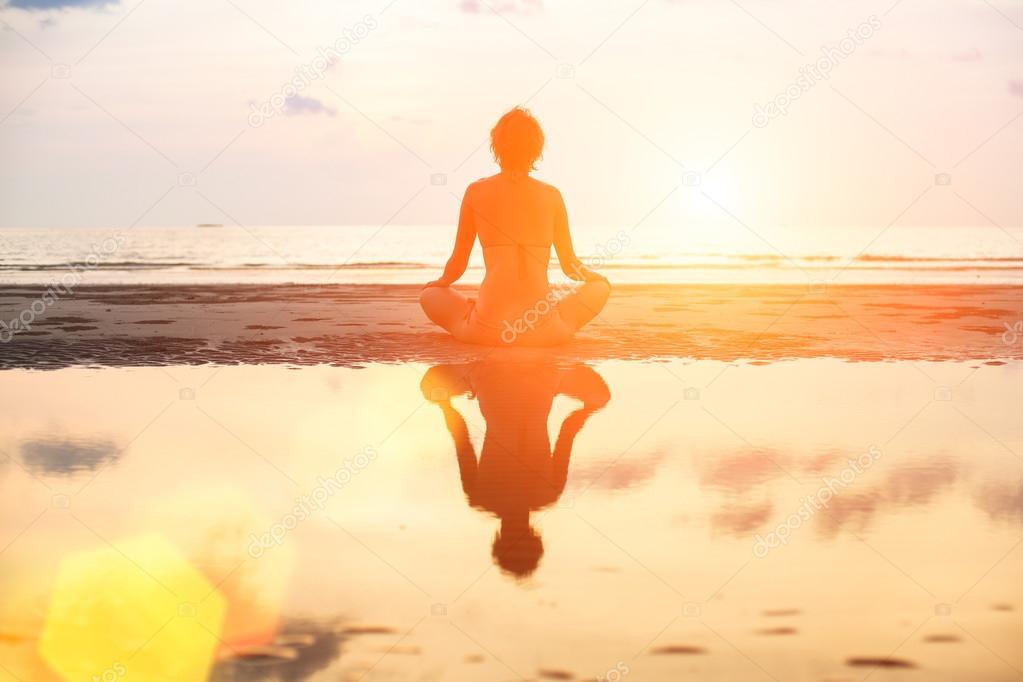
(1, 281), (1022, 680)
(2, 283), (1021, 368)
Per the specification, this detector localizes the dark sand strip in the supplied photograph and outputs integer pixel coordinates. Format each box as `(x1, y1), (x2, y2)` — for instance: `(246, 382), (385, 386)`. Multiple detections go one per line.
(0, 284), (1020, 369)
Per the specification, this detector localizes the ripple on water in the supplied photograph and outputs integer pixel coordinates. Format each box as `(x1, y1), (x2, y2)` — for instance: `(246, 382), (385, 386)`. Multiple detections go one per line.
(846, 657), (917, 669)
(650, 645), (707, 655)
(342, 625), (398, 635)
(232, 645), (299, 666)
(761, 608), (801, 617)
(755, 627), (798, 636)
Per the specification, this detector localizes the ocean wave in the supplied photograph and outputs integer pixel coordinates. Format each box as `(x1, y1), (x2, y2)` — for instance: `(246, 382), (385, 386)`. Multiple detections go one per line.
(3, 258), (1023, 273)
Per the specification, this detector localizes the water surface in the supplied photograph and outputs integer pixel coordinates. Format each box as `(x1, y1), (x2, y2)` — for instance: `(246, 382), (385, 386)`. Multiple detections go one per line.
(1, 358), (1021, 680)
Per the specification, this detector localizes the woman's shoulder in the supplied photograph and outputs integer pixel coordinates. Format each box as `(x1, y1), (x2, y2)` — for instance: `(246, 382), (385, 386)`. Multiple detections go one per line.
(529, 177), (564, 205)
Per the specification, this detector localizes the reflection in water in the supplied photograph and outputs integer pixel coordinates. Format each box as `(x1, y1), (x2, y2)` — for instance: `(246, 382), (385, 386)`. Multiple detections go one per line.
(977, 478), (1023, 523)
(698, 447), (971, 539)
(1, 360), (1020, 680)
(421, 361), (610, 578)
(19, 437), (120, 475)
(211, 619), (346, 682)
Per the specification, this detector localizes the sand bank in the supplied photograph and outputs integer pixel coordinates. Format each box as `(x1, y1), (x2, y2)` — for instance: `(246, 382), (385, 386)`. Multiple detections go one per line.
(0, 284), (1020, 369)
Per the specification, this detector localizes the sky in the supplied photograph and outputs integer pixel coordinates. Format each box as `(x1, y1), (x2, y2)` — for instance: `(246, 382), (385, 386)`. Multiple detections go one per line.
(0, 0), (1021, 242)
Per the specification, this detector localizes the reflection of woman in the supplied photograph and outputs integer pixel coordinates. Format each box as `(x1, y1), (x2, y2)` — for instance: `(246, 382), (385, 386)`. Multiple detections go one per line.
(421, 361), (610, 578)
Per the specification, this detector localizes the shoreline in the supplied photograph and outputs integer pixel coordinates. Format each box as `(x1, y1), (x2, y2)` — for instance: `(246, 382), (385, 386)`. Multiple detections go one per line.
(1, 283), (1021, 369)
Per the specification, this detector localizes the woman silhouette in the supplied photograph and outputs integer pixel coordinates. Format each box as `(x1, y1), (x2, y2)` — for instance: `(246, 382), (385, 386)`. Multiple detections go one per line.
(421, 361), (610, 578)
(419, 108), (611, 346)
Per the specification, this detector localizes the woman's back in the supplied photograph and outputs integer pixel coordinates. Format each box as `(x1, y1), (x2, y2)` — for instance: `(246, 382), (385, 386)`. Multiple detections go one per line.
(418, 107), (610, 347)
(467, 172), (560, 322)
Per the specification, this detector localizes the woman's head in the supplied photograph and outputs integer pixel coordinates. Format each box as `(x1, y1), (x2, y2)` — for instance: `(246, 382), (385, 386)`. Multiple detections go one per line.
(492, 525), (543, 578)
(490, 107), (545, 172)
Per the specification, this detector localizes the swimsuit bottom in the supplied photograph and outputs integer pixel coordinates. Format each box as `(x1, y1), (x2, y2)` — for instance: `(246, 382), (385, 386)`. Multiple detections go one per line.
(461, 299), (572, 347)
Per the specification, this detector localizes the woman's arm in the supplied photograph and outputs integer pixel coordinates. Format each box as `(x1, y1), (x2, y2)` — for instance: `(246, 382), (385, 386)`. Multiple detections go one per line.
(549, 367), (609, 497)
(441, 402), (478, 498)
(425, 186), (477, 288)
(421, 365), (478, 497)
(552, 188), (607, 283)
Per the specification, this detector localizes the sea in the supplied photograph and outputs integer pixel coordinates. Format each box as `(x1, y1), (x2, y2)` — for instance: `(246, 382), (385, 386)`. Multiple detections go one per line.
(1, 225), (1022, 285)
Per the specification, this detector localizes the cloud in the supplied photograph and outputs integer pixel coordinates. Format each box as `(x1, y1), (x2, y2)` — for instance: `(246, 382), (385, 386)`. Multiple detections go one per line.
(949, 47), (982, 62)
(976, 478), (1023, 523)
(865, 47), (910, 60)
(19, 437), (120, 475)
(6, 0), (116, 9)
(568, 449), (665, 492)
(459, 0), (542, 15)
(283, 95), (336, 117)
(1010, 80), (1023, 97)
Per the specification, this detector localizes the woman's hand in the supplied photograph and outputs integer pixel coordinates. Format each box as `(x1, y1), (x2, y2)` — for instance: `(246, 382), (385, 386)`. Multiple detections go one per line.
(420, 364), (471, 403)
(423, 278), (451, 289)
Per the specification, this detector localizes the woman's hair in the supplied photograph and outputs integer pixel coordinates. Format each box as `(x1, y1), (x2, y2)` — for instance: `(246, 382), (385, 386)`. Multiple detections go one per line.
(490, 107), (545, 172)
(492, 526), (543, 578)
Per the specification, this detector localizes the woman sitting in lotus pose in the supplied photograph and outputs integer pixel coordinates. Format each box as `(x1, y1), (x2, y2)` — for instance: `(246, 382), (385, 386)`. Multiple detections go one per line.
(419, 107), (610, 346)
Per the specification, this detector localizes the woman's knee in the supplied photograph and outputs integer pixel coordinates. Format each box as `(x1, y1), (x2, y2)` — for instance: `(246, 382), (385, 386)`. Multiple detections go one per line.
(419, 286), (440, 310)
(420, 286), (469, 330)
(557, 279), (610, 330)
(583, 279), (611, 310)
(419, 287), (449, 323)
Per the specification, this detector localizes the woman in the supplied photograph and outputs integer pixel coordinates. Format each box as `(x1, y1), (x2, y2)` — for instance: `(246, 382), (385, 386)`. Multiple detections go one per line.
(419, 107), (611, 346)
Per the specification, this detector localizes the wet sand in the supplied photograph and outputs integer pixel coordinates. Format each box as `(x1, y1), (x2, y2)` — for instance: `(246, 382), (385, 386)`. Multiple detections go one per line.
(1, 283), (1021, 368)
